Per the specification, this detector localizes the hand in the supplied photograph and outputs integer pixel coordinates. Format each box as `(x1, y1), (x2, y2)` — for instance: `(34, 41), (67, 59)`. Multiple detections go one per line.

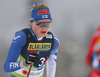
(23, 53), (39, 67)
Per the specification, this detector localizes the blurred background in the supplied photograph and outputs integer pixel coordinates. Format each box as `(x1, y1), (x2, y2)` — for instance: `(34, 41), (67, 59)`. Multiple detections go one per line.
(0, 0), (100, 77)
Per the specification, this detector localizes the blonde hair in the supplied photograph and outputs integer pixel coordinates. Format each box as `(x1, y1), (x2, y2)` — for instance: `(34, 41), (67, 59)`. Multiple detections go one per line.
(29, 3), (48, 27)
(33, 3), (48, 10)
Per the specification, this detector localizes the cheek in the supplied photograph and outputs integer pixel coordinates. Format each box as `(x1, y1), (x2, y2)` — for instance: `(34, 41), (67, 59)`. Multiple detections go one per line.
(47, 26), (50, 30)
(34, 26), (41, 33)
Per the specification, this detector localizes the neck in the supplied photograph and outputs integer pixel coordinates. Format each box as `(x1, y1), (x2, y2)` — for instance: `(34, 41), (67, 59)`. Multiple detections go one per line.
(37, 37), (43, 41)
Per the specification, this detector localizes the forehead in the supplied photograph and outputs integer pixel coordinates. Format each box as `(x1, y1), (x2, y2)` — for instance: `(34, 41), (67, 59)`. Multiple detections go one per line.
(37, 19), (51, 22)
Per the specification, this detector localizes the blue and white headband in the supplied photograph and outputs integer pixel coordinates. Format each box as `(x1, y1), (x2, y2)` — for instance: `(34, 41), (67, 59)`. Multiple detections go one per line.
(30, 8), (52, 22)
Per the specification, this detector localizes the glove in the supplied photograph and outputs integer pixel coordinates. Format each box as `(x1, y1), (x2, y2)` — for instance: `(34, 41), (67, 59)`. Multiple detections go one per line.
(23, 53), (39, 67)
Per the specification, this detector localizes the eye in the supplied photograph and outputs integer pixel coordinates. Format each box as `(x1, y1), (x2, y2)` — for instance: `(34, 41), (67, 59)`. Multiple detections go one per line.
(36, 22), (42, 25)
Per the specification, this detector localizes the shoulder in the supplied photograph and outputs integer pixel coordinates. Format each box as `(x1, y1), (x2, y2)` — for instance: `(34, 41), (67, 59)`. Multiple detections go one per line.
(12, 29), (28, 47)
(46, 32), (59, 48)
(47, 31), (59, 42)
(15, 30), (26, 38)
(14, 28), (31, 37)
(53, 34), (60, 49)
(13, 29), (27, 41)
(53, 35), (59, 43)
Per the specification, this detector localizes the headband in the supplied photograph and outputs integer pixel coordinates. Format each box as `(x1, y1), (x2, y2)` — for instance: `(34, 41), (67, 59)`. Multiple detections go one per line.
(30, 8), (52, 22)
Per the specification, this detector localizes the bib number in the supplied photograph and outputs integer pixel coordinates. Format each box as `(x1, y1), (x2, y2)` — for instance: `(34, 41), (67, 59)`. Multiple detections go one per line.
(39, 57), (45, 67)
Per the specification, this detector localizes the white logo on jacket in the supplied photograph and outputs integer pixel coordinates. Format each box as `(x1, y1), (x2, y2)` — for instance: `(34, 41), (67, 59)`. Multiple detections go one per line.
(13, 36), (21, 40)
(10, 62), (19, 69)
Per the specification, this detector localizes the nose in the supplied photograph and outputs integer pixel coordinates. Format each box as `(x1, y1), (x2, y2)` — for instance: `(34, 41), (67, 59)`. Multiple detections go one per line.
(42, 26), (47, 29)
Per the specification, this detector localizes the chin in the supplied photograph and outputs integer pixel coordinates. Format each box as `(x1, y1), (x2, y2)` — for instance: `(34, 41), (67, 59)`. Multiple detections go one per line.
(42, 34), (46, 37)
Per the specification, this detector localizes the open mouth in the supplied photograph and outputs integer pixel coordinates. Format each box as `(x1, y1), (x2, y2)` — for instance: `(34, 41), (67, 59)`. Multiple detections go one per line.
(41, 31), (46, 34)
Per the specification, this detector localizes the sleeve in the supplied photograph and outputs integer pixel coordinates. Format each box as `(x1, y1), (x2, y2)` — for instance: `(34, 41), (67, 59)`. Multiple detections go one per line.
(86, 26), (100, 66)
(46, 35), (59, 77)
(4, 31), (26, 72)
(86, 36), (95, 66)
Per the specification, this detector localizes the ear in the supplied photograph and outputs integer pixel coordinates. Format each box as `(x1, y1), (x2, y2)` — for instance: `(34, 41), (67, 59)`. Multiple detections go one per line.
(30, 22), (33, 26)
(29, 23), (33, 27)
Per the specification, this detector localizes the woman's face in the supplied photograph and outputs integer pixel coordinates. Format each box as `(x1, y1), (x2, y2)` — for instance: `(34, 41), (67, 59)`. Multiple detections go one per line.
(31, 19), (51, 38)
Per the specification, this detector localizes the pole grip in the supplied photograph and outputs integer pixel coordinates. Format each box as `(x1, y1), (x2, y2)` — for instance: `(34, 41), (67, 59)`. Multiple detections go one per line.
(27, 51), (39, 77)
